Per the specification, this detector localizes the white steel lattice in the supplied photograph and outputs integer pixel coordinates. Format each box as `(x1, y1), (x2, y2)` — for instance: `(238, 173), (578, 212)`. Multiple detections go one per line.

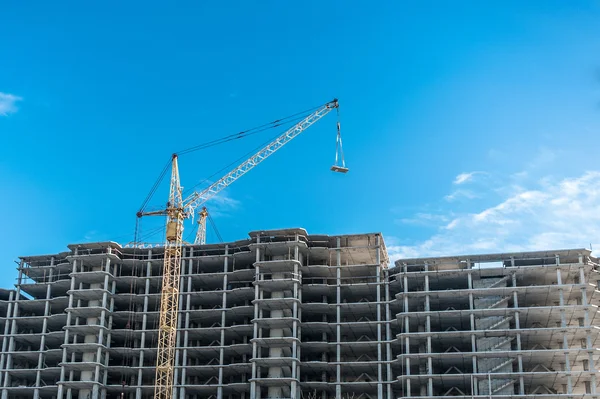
(184, 100), (338, 231)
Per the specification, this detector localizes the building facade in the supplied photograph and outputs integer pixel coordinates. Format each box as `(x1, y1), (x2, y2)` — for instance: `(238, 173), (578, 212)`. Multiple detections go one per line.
(0, 229), (598, 399)
(0, 229), (393, 399)
(394, 249), (600, 398)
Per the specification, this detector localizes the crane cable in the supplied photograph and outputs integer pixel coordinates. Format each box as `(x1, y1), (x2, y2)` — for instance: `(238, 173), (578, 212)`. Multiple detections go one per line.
(176, 102), (325, 156)
(137, 159), (171, 215)
(208, 213), (223, 243)
(334, 106), (346, 168)
(136, 100), (331, 215)
(182, 210), (224, 244)
(180, 112), (318, 198)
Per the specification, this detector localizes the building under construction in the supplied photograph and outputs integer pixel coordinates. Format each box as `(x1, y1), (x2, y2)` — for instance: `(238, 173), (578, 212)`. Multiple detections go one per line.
(0, 229), (598, 399)
(394, 249), (600, 398)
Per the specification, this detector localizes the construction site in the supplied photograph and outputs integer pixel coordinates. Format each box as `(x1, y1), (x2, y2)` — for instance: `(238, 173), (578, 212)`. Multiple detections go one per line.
(1, 238), (599, 399)
(0, 100), (598, 399)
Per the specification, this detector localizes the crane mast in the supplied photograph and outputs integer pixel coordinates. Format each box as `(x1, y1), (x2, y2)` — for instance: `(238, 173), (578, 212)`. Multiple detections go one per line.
(138, 99), (340, 399)
(154, 155), (184, 399)
(195, 207), (208, 244)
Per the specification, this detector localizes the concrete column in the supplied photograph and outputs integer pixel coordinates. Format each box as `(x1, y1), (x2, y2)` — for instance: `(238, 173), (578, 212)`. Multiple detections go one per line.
(587, 327), (597, 394)
(217, 246), (229, 399)
(3, 262), (25, 393)
(579, 265), (597, 394)
(512, 274), (524, 395)
(295, 258), (302, 399)
(178, 257), (193, 399)
(557, 269), (573, 394)
(579, 267), (590, 325)
(403, 276), (409, 313)
(290, 243), (300, 399)
(77, 255), (107, 399)
(58, 259), (78, 399)
(250, 244), (260, 399)
(34, 266), (53, 398)
(93, 258), (111, 399)
(423, 267), (432, 397)
(384, 269), (393, 399)
(404, 313), (411, 398)
(136, 258), (152, 399)
(335, 238), (341, 399)
(0, 290), (15, 398)
(375, 236), (383, 399)
(469, 294), (477, 395)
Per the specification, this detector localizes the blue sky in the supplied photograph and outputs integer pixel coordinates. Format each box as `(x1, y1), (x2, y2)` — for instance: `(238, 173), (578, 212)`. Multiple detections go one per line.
(1, 1), (600, 287)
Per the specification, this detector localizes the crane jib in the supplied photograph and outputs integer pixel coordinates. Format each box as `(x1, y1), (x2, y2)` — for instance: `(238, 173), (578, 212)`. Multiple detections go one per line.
(182, 101), (338, 214)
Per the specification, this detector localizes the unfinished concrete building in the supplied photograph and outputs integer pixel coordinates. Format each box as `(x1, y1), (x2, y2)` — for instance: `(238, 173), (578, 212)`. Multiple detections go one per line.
(1, 228), (599, 399)
(0, 229), (393, 399)
(393, 249), (600, 398)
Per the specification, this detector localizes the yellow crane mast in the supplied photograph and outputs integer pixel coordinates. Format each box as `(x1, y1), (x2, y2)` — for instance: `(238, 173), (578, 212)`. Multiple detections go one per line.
(195, 207), (208, 245)
(137, 99), (343, 399)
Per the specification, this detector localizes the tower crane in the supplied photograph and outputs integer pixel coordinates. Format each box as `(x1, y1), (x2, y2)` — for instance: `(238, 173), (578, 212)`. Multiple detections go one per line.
(136, 99), (343, 399)
(194, 207), (208, 245)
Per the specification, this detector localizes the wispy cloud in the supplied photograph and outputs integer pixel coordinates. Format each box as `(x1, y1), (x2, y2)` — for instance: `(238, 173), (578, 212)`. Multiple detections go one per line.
(202, 193), (240, 218)
(446, 172), (487, 201)
(444, 189), (479, 202)
(83, 230), (98, 241)
(453, 171), (484, 185)
(0, 92), (22, 116)
(398, 212), (451, 226)
(387, 171), (600, 262)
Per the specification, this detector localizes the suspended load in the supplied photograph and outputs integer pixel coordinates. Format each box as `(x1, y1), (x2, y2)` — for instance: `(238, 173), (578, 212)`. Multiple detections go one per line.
(331, 109), (348, 173)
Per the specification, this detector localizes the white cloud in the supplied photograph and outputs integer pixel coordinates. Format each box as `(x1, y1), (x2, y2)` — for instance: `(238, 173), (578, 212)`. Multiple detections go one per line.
(453, 171), (485, 185)
(202, 193), (240, 218)
(387, 171), (600, 263)
(444, 189), (479, 202)
(0, 92), (22, 116)
(398, 212), (450, 225)
(83, 230), (98, 241)
(446, 172), (487, 201)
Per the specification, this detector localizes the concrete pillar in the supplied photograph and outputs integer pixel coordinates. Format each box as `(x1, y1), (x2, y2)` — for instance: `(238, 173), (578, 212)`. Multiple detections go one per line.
(404, 310), (411, 398)
(217, 245), (229, 399)
(58, 258), (78, 399)
(511, 274), (524, 394)
(179, 256), (193, 399)
(557, 269), (573, 394)
(384, 269), (393, 399)
(375, 235), (383, 399)
(250, 242), (261, 399)
(335, 237), (341, 399)
(0, 290), (15, 399)
(290, 242), (300, 399)
(136, 256), (152, 399)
